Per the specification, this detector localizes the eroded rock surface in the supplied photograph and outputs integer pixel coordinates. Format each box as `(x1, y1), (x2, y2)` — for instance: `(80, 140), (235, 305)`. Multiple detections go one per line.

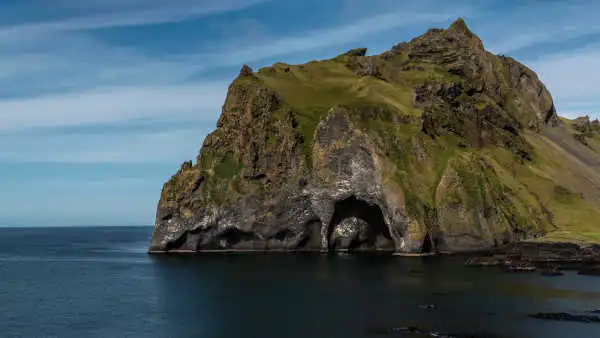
(149, 18), (600, 254)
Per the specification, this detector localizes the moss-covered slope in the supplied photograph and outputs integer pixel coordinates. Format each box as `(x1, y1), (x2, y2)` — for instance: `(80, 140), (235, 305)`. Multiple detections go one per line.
(149, 18), (600, 253)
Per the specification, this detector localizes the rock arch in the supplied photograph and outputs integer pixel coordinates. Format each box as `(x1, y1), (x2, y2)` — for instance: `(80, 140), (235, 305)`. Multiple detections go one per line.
(326, 196), (394, 251)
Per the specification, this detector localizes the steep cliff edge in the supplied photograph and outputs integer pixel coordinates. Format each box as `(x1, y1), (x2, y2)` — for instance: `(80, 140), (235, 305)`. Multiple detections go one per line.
(149, 18), (600, 254)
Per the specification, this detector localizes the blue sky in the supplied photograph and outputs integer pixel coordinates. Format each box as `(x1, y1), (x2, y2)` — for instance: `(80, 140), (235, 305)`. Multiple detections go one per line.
(0, 0), (599, 226)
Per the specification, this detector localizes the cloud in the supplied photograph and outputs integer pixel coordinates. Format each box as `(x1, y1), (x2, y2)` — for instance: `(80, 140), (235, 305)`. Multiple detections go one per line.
(0, 0), (267, 41)
(528, 44), (600, 118)
(479, 1), (600, 54)
(212, 9), (467, 66)
(1, 5), (467, 95)
(0, 83), (228, 131)
(0, 4), (469, 133)
(0, 127), (209, 164)
(489, 23), (600, 54)
(0, 41), (172, 97)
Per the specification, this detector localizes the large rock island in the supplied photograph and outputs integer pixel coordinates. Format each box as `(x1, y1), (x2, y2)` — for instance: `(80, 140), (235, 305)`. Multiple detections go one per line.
(149, 19), (600, 254)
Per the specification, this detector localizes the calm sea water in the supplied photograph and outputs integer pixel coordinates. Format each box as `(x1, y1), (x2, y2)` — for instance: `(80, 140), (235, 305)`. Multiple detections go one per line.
(1, 226), (600, 338)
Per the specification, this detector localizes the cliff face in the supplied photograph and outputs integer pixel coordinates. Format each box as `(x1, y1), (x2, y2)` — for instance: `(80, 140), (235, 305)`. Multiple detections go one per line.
(149, 19), (600, 254)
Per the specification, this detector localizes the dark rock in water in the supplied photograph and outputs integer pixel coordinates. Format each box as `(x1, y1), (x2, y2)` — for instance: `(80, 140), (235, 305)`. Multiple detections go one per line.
(464, 242), (600, 272)
(447, 334), (502, 338)
(540, 266), (564, 276)
(380, 325), (500, 337)
(506, 266), (536, 273)
(385, 326), (425, 335)
(505, 261), (536, 272)
(418, 303), (438, 310)
(578, 266), (600, 276)
(530, 312), (600, 323)
(465, 256), (502, 267)
(590, 309), (600, 314)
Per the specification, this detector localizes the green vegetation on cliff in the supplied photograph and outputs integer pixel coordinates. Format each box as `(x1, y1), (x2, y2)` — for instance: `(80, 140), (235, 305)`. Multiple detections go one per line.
(156, 18), (600, 248)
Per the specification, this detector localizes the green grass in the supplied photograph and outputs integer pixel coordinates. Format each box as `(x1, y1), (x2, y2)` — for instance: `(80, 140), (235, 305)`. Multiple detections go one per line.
(256, 58), (452, 149)
(490, 130), (600, 243)
(164, 39), (600, 244)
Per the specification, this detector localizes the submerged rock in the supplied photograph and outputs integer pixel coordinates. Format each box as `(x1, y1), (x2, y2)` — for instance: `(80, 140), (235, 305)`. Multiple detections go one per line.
(540, 266), (564, 276)
(505, 263), (536, 273)
(465, 256), (502, 267)
(418, 303), (438, 310)
(377, 325), (500, 337)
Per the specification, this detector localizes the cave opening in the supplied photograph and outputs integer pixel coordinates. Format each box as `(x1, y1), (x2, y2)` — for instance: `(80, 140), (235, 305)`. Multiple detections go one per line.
(327, 196), (393, 251)
(421, 233), (433, 253)
(215, 228), (256, 247)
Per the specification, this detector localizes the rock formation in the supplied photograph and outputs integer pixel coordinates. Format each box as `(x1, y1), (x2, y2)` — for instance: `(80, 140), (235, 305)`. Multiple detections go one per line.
(571, 115), (600, 147)
(149, 18), (600, 254)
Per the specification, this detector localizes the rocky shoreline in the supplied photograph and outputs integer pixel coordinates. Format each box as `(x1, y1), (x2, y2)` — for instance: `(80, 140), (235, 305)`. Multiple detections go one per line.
(464, 241), (600, 276)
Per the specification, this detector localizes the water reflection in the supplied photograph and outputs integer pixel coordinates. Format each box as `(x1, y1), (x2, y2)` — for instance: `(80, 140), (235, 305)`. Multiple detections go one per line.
(148, 252), (600, 338)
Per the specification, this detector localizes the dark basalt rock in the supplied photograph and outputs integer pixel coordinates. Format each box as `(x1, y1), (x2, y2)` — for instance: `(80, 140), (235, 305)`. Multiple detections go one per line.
(344, 47), (368, 57)
(530, 312), (600, 323)
(540, 266), (564, 276)
(377, 325), (500, 337)
(464, 242), (600, 272)
(239, 64), (254, 76)
(465, 256), (502, 267)
(418, 304), (438, 310)
(329, 217), (368, 250)
(505, 263), (536, 273)
(578, 266), (600, 276)
(148, 18), (598, 255)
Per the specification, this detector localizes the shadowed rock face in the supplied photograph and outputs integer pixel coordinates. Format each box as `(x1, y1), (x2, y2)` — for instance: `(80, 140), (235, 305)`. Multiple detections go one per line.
(327, 197), (394, 251)
(149, 18), (600, 254)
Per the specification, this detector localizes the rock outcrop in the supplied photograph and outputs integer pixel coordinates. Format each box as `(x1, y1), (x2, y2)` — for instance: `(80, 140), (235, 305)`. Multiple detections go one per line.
(149, 18), (600, 254)
(571, 115), (600, 147)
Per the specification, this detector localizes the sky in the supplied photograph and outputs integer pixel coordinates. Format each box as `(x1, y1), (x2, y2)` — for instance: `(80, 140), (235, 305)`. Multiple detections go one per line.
(0, 0), (599, 226)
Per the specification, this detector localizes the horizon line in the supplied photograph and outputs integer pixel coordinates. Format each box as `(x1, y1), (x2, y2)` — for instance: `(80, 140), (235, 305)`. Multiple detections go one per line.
(0, 224), (154, 228)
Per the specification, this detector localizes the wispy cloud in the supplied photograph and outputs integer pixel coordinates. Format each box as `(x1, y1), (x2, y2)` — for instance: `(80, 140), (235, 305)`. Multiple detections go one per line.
(528, 44), (600, 118)
(0, 83), (228, 131)
(1, 5), (468, 96)
(0, 127), (208, 164)
(0, 38), (195, 98)
(0, 4), (468, 133)
(489, 23), (600, 54)
(0, 0), (267, 41)
(213, 10), (467, 66)
(480, 1), (600, 54)
(1, 0), (599, 226)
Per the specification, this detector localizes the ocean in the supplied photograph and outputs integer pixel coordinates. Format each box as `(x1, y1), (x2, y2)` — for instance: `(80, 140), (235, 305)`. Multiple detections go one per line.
(1, 226), (599, 338)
